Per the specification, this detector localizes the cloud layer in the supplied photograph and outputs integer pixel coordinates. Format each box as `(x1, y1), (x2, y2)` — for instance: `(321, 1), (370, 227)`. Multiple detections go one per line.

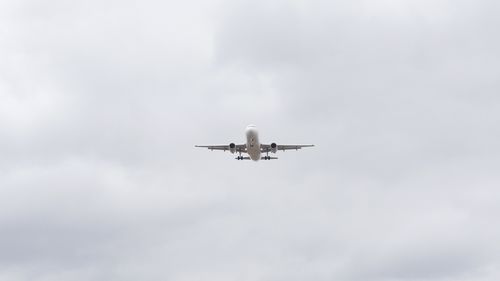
(1, 0), (499, 280)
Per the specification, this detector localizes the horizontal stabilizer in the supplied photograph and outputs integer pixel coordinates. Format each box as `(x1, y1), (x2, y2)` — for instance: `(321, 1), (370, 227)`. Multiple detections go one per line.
(261, 156), (278, 160)
(235, 157), (251, 160)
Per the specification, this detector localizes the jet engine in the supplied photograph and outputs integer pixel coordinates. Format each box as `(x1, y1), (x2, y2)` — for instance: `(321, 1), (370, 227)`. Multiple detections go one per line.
(229, 143), (236, 154)
(270, 142), (277, 153)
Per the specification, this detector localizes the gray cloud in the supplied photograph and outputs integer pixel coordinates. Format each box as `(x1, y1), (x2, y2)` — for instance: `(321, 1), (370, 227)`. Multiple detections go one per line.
(1, 0), (499, 280)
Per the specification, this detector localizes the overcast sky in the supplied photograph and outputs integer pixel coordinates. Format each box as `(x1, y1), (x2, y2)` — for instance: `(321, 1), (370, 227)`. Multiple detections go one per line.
(1, 0), (500, 280)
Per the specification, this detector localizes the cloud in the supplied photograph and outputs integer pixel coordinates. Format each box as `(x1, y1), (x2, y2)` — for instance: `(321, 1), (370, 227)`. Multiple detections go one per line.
(1, 0), (499, 280)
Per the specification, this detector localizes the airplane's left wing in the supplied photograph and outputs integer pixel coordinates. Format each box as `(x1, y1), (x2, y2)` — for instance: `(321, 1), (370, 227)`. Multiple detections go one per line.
(195, 144), (247, 152)
(261, 144), (314, 152)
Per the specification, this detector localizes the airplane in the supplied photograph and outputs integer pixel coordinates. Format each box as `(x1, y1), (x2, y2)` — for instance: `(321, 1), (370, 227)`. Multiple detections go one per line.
(195, 124), (314, 161)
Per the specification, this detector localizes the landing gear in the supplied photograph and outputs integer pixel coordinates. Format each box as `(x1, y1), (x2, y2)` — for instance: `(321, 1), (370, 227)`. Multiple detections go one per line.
(263, 156), (270, 160)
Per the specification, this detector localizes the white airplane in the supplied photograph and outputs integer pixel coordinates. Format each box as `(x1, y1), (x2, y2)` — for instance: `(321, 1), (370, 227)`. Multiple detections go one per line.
(195, 124), (314, 161)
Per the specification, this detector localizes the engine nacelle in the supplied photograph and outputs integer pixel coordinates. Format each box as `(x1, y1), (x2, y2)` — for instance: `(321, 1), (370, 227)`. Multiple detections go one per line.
(229, 143), (236, 154)
(270, 142), (277, 153)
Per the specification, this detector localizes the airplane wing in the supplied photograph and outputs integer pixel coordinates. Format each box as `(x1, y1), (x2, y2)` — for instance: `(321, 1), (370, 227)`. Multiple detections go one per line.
(195, 144), (247, 152)
(260, 144), (314, 152)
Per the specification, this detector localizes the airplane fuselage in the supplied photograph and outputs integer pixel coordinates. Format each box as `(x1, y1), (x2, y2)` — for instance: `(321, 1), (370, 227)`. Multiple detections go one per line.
(245, 125), (261, 161)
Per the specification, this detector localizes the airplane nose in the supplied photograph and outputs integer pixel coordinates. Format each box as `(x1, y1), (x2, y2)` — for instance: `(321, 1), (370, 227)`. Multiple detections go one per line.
(245, 126), (258, 136)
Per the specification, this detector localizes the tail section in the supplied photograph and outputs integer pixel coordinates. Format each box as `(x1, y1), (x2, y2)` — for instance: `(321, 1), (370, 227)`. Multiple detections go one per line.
(235, 156), (278, 160)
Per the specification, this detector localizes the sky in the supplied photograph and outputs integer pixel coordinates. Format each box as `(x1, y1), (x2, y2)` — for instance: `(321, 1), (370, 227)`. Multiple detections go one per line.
(1, 0), (500, 280)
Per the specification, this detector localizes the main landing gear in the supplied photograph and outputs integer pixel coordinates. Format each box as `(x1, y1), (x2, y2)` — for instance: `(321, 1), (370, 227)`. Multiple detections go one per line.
(263, 150), (271, 160)
(236, 156), (244, 160)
